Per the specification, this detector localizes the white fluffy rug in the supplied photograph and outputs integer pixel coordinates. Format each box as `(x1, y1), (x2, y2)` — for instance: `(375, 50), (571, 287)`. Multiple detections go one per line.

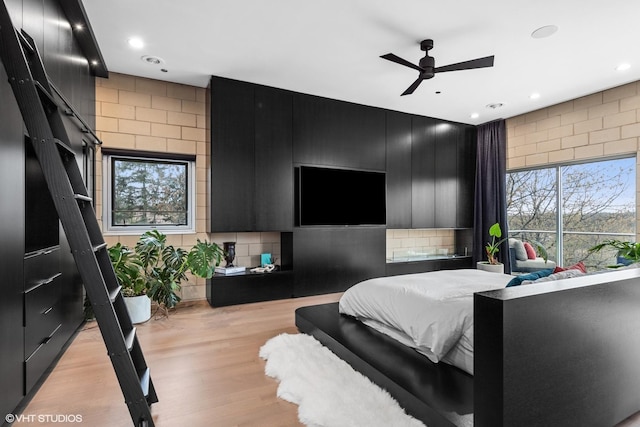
(259, 333), (426, 427)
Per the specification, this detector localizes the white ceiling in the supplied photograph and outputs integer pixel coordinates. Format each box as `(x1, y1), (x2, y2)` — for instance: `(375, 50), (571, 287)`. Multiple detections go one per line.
(83, 0), (640, 125)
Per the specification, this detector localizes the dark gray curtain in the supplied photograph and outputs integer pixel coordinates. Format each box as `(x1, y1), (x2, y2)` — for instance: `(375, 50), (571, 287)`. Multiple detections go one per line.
(473, 119), (510, 272)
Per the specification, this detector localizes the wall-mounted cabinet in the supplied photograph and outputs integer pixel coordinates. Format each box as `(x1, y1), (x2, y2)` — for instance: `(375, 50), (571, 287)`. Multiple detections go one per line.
(385, 111), (413, 228)
(292, 94), (386, 171)
(210, 77), (293, 232)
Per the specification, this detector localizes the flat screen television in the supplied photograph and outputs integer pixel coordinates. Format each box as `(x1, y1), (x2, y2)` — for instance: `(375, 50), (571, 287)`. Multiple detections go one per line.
(297, 166), (386, 226)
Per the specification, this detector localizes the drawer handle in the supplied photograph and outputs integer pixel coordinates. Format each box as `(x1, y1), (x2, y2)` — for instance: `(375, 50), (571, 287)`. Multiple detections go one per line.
(43, 306), (53, 315)
(42, 324), (62, 345)
(37, 272), (62, 287)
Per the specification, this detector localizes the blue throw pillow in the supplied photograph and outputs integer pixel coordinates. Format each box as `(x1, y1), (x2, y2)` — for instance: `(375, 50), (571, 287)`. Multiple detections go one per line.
(506, 269), (554, 287)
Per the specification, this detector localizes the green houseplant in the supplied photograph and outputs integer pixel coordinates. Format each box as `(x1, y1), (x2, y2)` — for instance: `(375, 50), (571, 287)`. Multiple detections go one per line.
(477, 222), (508, 273)
(134, 230), (224, 315)
(588, 239), (640, 267)
(108, 242), (150, 323)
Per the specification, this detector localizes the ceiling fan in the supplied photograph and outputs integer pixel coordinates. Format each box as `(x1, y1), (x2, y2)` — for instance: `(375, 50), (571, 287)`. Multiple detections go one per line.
(381, 39), (494, 96)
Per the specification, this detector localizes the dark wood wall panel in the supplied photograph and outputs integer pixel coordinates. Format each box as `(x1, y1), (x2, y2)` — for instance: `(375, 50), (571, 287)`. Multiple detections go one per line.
(211, 77), (255, 231)
(293, 227), (386, 297)
(411, 116), (436, 228)
(255, 86), (293, 231)
(293, 94), (386, 171)
(385, 111), (412, 228)
(434, 124), (459, 228)
(0, 0), (95, 417)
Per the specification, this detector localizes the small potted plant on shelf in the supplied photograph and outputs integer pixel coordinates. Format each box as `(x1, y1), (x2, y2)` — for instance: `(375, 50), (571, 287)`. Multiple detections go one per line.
(477, 222), (508, 274)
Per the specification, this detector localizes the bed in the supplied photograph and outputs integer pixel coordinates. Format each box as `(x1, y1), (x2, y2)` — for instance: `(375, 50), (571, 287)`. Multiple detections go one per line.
(295, 267), (640, 426)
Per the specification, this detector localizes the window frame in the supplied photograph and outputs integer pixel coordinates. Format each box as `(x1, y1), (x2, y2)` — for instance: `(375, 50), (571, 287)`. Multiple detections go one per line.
(507, 155), (636, 267)
(102, 150), (196, 235)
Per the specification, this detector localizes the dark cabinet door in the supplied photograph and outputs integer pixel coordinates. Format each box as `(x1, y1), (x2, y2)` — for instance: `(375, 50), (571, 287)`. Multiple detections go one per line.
(411, 116), (436, 228)
(0, 65), (25, 418)
(457, 126), (476, 228)
(434, 123), (459, 228)
(385, 111), (412, 228)
(255, 86), (293, 231)
(210, 77), (255, 231)
(293, 94), (386, 171)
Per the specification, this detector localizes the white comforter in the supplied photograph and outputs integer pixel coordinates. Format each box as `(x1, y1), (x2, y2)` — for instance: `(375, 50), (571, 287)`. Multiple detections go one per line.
(339, 269), (512, 370)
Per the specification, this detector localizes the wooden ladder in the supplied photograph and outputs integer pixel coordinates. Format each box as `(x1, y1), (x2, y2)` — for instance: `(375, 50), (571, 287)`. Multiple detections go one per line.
(0, 2), (157, 426)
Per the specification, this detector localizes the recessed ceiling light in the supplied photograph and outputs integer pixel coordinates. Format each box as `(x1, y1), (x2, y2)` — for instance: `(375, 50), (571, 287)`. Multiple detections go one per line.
(128, 37), (144, 49)
(530, 93), (541, 100)
(616, 63), (631, 71)
(531, 25), (558, 39)
(90, 60), (98, 66)
(470, 113), (479, 119)
(74, 24), (84, 31)
(486, 103), (504, 110)
(141, 55), (164, 65)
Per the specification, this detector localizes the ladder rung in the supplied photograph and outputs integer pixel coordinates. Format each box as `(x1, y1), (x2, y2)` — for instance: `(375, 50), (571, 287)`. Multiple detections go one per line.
(109, 285), (122, 303)
(124, 327), (137, 351)
(54, 139), (75, 158)
(33, 80), (57, 110)
(17, 29), (35, 53)
(139, 368), (151, 397)
(93, 242), (107, 252)
(74, 193), (92, 203)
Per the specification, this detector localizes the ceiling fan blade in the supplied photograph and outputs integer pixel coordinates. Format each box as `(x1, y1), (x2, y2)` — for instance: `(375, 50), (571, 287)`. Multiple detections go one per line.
(401, 76), (423, 96)
(434, 55), (494, 73)
(381, 53), (424, 72)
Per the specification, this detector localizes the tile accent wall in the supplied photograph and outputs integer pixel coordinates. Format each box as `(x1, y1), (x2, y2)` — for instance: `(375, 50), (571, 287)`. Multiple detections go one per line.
(386, 229), (456, 261)
(95, 73), (280, 301)
(505, 79), (640, 237)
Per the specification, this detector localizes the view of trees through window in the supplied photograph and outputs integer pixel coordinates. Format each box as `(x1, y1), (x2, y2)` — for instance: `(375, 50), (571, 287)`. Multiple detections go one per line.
(507, 157), (636, 270)
(111, 157), (189, 226)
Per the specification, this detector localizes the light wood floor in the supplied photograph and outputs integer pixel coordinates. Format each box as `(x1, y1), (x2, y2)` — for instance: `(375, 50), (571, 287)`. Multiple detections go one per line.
(15, 293), (342, 427)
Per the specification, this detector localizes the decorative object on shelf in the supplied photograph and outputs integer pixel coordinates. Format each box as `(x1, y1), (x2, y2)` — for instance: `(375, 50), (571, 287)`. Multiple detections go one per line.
(250, 264), (275, 273)
(261, 253), (272, 268)
(477, 222), (507, 274)
(223, 241), (236, 267)
(215, 265), (246, 275)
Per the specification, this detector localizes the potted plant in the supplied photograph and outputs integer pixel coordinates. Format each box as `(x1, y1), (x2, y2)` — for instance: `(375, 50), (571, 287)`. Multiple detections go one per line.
(588, 239), (640, 267)
(108, 242), (150, 324)
(477, 222), (508, 274)
(135, 230), (224, 316)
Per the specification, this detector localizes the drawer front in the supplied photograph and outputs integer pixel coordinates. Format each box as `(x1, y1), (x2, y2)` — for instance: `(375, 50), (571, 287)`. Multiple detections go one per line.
(24, 247), (60, 293)
(24, 322), (64, 393)
(24, 298), (62, 358)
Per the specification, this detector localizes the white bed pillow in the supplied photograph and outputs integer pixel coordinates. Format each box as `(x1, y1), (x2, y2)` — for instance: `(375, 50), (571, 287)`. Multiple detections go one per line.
(509, 238), (528, 261)
(521, 268), (585, 284)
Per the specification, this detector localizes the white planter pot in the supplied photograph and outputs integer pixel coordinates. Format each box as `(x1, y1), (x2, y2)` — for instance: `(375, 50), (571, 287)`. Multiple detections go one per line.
(124, 295), (151, 324)
(477, 262), (505, 274)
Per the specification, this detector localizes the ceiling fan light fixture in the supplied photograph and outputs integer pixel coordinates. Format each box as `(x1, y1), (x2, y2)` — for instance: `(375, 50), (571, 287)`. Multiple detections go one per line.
(531, 25), (558, 39)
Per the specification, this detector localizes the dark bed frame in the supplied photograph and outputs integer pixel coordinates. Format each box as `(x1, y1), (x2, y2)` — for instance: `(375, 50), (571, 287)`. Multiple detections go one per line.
(295, 268), (640, 427)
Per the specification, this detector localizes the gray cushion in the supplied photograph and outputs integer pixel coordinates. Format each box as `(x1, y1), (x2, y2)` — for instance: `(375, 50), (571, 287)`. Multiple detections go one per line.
(509, 238), (528, 261)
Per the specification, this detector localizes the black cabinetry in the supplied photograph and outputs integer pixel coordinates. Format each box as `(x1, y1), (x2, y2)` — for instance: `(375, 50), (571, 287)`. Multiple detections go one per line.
(293, 227), (386, 297)
(385, 111), (412, 228)
(0, 46), (25, 420)
(411, 116), (437, 228)
(386, 256), (472, 277)
(211, 77), (255, 231)
(210, 76), (293, 232)
(207, 270), (294, 307)
(293, 94), (386, 171)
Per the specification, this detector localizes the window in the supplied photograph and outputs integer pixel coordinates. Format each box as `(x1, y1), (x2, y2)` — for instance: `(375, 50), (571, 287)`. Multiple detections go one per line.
(103, 152), (195, 233)
(507, 157), (636, 270)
